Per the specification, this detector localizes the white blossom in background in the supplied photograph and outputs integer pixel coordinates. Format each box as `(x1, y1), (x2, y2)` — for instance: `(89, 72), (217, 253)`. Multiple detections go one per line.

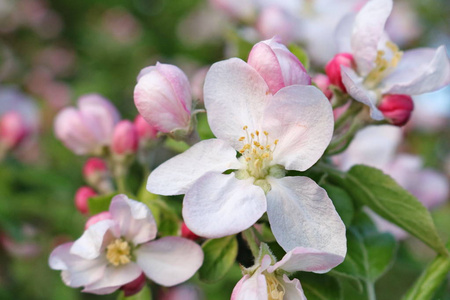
(49, 195), (203, 294)
(147, 57), (346, 257)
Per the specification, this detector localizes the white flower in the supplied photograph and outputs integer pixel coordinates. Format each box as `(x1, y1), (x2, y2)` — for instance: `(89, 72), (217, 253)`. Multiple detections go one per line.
(232, 247), (345, 300)
(335, 0), (450, 120)
(49, 195), (204, 294)
(148, 58), (346, 256)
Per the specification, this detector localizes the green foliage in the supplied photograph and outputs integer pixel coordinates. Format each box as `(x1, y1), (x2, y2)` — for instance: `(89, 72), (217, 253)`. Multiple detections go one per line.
(299, 273), (342, 300)
(324, 164), (447, 255)
(88, 193), (117, 215)
(199, 236), (239, 283)
(288, 44), (310, 70)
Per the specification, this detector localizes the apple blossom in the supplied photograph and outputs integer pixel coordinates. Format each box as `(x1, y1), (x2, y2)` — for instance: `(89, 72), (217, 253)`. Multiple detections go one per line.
(335, 0), (450, 121)
(256, 6), (296, 44)
(111, 120), (139, 155)
(134, 115), (158, 141)
(147, 58), (346, 256)
(378, 94), (414, 126)
(49, 194), (203, 294)
(231, 245), (345, 300)
(134, 62), (193, 135)
(247, 37), (310, 94)
(325, 53), (354, 93)
(85, 212), (112, 230)
(54, 94), (120, 155)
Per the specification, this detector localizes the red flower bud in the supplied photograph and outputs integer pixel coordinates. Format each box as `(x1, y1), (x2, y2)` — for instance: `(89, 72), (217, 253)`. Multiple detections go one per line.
(378, 94), (414, 126)
(0, 111), (29, 150)
(75, 186), (97, 214)
(121, 272), (146, 297)
(325, 53), (354, 93)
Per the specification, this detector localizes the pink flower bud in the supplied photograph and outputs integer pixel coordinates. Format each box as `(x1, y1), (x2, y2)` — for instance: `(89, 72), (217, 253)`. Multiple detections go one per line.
(181, 222), (200, 241)
(75, 186), (97, 215)
(256, 6), (296, 44)
(83, 158), (113, 193)
(325, 53), (354, 93)
(54, 94), (120, 155)
(134, 62), (192, 134)
(120, 273), (146, 297)
(134, 115), (158, 141)
(0, 111), (29, 150)
(85, 211), (113, 230)
(111, 120), (139, 155)
(247, 37), (311, 94)
(378, 94), (414, 126)
(313, 74), (333, 100)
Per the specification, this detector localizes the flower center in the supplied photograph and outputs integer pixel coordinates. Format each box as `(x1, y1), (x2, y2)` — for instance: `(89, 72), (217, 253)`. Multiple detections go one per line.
(364, 41), (403, 89)
(238, 126), (278, 180)
(106, 239), (131, 266)
(266, 273), (285, 300)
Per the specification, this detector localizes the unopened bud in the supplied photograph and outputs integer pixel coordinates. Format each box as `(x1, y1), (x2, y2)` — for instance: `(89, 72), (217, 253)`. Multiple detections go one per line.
(325, 53), (354, 93)
(111, 120), (139, 155)
(83, 158), (113, 193)
(181, 222), (200, 241)
(248, 37), (310, 94)
(75, 186), (97, 214)
(121, 273), (146, 297)
(134, 115), (158, 141)
(0, 112), (29, 150)
(85, 211), (112, 229)
(378, 94), (414, 126)
(312, 74), (332, 100)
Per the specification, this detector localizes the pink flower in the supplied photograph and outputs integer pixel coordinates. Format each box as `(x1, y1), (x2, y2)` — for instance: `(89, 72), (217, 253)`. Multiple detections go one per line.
(54, 94), (120, 155)
(85, 212), (112, 230)
(111, 120), (139, 155)
(49, 195), (204, 294)
(83, 158), (113, 194)
(312, 74), (333, 100)
(325, 53), (354, 93)
(191, 67), (209, 105)
(378, 94), (414, 126)
(247, 37), (310, 95)
(256, 6), (296, 44)
(134, 63), (192, 134)
(74, 186), (97, 215)
(0, 111), (29, 150)
(232, 247), (344, 300)
(134, 115), (158, 141)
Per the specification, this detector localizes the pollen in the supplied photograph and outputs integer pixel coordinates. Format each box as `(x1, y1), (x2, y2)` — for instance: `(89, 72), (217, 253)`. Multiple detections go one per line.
(106, 239), (132, 267)
(266, 273), (285, 300)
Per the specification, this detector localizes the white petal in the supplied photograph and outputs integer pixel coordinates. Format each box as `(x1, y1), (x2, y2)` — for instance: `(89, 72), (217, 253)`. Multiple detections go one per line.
(70, 220), (118, 260)
(135, 237), (203, 287)
(266, 177), (346, 257)
(49, 243), (107, 288)
(351, 0), (393, 76)
(265, 85), (333, 171)
(335, 13), (355, 54)
(231, 273), (268, 300)
(282, 275), (307, 300)
(341, 66), (384, 120)
(183, 172), (267, 238)
(268, 247), (344, 274)
(204, 58), (270, 149)
(82, 262), (142, 294)
(147, 139), (241, 195)
(381, 46), (450, 95)
(109, 195), (157, 245)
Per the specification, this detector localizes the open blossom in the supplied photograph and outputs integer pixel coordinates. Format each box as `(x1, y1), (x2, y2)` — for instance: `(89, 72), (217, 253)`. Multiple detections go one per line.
(54, 94), (120, 155)
(334, 0), (450, 121)
(148, 58), (346, 256)
(134, 63), (192, 135)
(49, 195), (203, 294)
(248, 37), (311, 94)
(232, 246), (345, 300)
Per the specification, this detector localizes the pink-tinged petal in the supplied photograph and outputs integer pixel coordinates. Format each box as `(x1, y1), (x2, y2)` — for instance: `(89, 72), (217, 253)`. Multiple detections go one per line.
(204, 58), (270, 150)
(381, 46), (450, 95)
(268, 247), (344, 274)
(70, 220), (118, 260)
(341, 66), (384, 120)
(335, 14), (355, 54)
(183, 172), (267, 238)
(282, 275), (307, 300)
(49, 242), (107, 288)
(78, 94), (121, 144)
(147, 139), (241, 195)
(351, 0), (393, 76)
(413, 170), (449, 209)
(366, 209), (408, 240)
(266, 177), (346, 256)
(109, 195), (157, 245)
(82, 262), (142, 295)
(265, 85), (333, 171)
(135, 237), (203, 287)
(231, 273), (268, 300)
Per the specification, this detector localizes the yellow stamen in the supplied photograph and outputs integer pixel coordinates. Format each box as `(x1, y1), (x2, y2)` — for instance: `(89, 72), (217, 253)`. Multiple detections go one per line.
(106, 239), (131, 267)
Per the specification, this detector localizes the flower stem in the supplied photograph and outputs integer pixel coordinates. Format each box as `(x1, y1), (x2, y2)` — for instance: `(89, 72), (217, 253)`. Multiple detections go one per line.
(242, 228), (260, 259)
(366, 281), (377, 300)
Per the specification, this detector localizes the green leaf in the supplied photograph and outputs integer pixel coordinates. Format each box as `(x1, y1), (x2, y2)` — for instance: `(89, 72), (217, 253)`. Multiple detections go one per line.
(88, 193), (117, 214)
(322, 184), (354, 227)
(164, 138), (190, 153)
(117, 285), (152, 300)
(325, 164), (447, 255)
(288, 44), (310, 70)
(403, 243), (450, 300)
(298, 272), (342, 300)
(199, 236), (238, 283)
